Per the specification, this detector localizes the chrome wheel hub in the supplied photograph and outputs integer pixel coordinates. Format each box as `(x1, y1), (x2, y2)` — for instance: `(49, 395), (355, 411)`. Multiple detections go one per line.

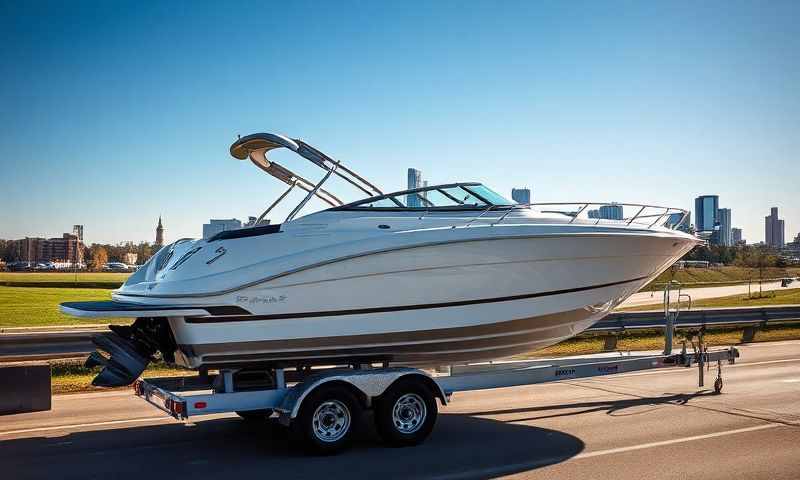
(392, 393), (426, 434)
(312, 400), (351, 443)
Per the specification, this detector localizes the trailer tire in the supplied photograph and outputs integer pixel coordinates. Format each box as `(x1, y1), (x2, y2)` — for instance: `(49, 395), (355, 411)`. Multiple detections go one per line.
(374, 377), (437, 447)
(292, 384), (361, 455)
(236, 409), (273, 420)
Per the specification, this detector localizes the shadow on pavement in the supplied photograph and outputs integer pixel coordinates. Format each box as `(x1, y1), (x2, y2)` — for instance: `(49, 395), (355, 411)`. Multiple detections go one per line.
(467, 390), (718, 422)
(2, 412), (583, 480)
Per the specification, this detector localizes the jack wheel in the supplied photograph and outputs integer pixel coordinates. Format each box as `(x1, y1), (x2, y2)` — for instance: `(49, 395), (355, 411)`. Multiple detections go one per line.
(714, 377), (723, 394)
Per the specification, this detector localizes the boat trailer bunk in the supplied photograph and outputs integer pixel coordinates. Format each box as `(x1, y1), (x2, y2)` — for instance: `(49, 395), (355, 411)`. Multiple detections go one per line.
(134, 342), (739, 454)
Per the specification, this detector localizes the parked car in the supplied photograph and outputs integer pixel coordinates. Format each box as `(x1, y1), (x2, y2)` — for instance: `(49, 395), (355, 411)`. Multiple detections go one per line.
(6, 261), (35, 271)
(102, 262), (133, 272)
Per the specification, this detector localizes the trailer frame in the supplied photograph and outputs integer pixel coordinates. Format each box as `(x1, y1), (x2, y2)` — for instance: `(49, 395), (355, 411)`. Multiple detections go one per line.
(133, 340), (739, 452)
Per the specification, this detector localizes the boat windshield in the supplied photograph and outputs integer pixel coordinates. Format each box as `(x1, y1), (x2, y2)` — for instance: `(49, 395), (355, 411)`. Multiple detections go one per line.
(229, 133), (516, 221)
(336, 183), (515, 210)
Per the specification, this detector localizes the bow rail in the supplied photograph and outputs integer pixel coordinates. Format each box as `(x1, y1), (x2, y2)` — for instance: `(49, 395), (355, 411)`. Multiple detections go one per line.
(480, 202), (689, 230)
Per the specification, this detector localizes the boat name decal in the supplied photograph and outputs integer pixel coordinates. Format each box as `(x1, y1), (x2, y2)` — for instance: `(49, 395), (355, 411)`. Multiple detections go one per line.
(206, 246), (227, 265)
(236, 294), (288, 306)
(555, 368), (576, 377)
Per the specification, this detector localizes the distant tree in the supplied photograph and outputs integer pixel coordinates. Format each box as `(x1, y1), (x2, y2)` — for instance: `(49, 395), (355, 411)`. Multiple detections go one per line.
(91, 246), (108, 271)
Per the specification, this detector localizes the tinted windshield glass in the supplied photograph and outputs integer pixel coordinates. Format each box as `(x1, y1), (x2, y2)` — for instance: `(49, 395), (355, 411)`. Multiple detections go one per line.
(441, 187), (485, 206)
(464, 185), (514, 206)
(341, 183), (509, 209)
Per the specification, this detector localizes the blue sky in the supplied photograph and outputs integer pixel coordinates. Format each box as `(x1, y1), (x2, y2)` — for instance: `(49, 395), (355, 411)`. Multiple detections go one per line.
(1, 0), (798, 244)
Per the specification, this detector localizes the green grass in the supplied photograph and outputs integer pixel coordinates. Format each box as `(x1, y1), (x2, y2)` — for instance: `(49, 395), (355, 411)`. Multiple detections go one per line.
(641, 266), (800, 291)
(0, 271), (129, 289)
(0, 285), (126, 327)
(0, 272), (130, 282)
(51, 360), (188, 394)
(622, 287), (800, 312)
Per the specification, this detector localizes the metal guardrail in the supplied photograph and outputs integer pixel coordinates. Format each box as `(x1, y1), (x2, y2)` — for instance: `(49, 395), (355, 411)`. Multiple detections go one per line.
(1, 305), (799, 362)
(588, 305), (800, 333)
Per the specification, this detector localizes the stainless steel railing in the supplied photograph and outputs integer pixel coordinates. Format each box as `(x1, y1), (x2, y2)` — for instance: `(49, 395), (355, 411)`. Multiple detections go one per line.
(468, 202), (690, 230)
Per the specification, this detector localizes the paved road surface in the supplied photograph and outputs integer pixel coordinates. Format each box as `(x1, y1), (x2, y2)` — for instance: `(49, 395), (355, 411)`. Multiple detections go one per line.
(619, 280), (790, 308)
(2, 341), (799, 480)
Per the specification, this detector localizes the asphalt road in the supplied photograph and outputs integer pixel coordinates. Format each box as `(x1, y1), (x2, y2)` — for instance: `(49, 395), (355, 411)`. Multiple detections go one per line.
(1, 341), (799, 480)
(619, 280), (790, 308)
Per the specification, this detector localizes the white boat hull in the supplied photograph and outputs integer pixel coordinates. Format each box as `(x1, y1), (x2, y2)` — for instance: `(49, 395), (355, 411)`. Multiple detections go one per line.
(160, 233), (691, 368)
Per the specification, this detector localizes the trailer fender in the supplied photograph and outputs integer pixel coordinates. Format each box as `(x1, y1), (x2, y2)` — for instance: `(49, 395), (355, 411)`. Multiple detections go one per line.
(278, 367), (447, 423)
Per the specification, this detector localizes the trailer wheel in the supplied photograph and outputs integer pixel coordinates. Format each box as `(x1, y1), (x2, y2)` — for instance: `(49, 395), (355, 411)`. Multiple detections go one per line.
(292, 384), (361, 455)
(375, 377), (438, 447)
(236, 409), (273, 420)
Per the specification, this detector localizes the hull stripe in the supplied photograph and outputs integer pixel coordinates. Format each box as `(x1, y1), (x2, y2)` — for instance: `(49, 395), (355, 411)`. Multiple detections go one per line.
(185, 275), (647, 323)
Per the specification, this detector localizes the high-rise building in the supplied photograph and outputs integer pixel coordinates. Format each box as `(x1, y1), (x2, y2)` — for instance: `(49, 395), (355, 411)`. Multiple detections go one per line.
(718, 208), (732, 246)
(72, 225), (84, 242)
(765, 207), (785, 248)
(155, 216), (165, 247)
(694, 195), (719, 233)
(203, 218), (243, 239)
(732, 228), (743, 245)
(407, 168), (423, 207)
(511, 188), (531, 205)
(588, 203), (623, 220)
(599, 204), (623, 220)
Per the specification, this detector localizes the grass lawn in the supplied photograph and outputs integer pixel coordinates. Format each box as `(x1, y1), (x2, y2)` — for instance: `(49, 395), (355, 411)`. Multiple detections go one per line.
(641, 266), (800, 291)
(0, 271), (129, 289)
(621, 287), (800, 312)
(0, 285), (126, 327)
(51, 361), (187, 394)
(0, 272), (130, 283)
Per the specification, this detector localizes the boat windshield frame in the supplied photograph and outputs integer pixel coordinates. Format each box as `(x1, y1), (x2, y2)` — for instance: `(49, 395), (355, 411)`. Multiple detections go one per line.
(230, 133), (388, 222)
(230, 133), (516, 221)
(330, 182), (515, 211)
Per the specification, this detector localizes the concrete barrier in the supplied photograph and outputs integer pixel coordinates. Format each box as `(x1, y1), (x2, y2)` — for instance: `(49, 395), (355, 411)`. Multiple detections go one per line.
(0, 362), (51, 414)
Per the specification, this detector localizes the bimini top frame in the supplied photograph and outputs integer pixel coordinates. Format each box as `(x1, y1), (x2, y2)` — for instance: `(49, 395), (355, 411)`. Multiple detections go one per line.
(230, 133), (390, 222)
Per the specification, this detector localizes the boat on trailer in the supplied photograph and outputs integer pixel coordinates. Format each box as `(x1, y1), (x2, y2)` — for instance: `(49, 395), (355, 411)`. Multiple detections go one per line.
(61, 132), (698, 389)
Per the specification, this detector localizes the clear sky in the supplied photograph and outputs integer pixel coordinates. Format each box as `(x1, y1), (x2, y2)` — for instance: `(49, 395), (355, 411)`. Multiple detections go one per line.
(1, 0), (798, 245)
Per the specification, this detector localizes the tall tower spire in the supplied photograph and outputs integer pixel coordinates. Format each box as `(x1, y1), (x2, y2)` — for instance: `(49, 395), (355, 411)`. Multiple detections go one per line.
(155, 216), (165, 247)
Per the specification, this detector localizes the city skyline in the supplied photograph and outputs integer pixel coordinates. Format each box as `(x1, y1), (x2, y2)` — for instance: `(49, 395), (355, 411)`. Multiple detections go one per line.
(1, 1), (798, 244)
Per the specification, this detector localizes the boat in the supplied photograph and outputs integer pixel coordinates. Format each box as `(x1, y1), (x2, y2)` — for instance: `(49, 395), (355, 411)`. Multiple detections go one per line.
(60, 132), (698, 387)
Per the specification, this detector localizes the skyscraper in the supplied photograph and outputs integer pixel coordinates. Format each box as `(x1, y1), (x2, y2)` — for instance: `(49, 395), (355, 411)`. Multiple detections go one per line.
(694, 195), (719, 233)
(732, 228), (743, 245)
(72, 225), (84, 242)
(765, 207), (785, 248)
(407, 168), (423, 207)
(511, 188), (531, 205)
(718, 208), (732, 246)
(588, 203), (623, 220)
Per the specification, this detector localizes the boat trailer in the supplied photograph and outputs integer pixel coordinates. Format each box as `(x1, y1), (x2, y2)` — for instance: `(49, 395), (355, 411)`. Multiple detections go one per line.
(134, 338), (738, 454)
